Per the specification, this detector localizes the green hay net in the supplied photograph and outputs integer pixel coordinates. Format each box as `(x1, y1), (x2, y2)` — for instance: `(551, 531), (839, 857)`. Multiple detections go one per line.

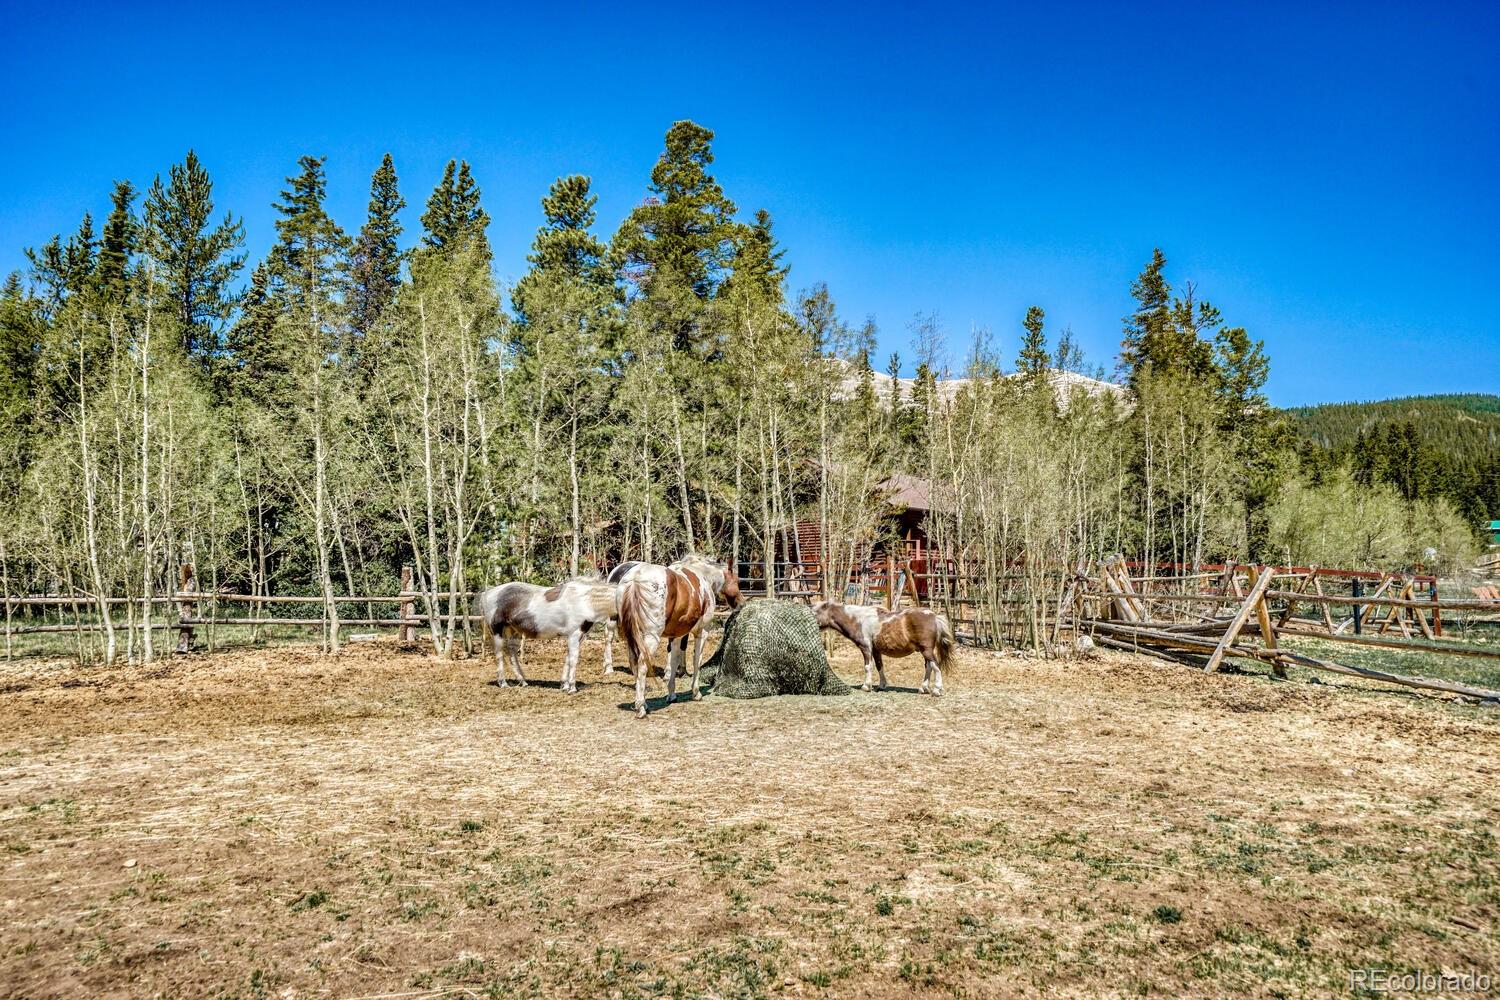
(700, 599), (851, 699)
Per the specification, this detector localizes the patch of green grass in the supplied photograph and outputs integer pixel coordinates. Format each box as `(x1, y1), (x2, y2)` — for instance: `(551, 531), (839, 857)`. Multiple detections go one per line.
(1151, 904), (1183, 925)
(288, 888), (328, 912)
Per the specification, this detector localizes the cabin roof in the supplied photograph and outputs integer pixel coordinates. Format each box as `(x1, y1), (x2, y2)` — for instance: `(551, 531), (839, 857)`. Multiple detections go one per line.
(880, 473), (936, 513)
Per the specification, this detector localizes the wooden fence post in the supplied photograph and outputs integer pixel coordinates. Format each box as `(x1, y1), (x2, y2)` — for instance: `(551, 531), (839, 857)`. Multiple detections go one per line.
(1205, 566), (1275, 673)
(175, 563), (196, 655)
(399, 565), (414, 643)
(1431, 579), (1443, 637)
(1351, 577), (1363, 635)
(1248, 566), (1286, 678)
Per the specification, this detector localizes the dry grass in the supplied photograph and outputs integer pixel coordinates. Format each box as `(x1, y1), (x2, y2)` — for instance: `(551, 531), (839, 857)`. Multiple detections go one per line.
(1, 633), (1497, 998)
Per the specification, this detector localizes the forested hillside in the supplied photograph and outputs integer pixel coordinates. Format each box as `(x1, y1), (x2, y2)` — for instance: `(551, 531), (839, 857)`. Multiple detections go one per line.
(1287, 395), (1500, 528)
(0, 121), (1486, 662)
(1289, 395), (1500, 451)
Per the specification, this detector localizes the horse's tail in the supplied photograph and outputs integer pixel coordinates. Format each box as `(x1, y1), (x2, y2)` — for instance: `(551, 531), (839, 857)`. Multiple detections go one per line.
(934, 613), (955, 672)
(618, 576), (662, 665)
(471, 588), (495, 647)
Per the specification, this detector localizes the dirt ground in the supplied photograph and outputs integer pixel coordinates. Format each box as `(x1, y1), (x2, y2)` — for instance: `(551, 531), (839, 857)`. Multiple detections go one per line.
(1, 632), (1497, 999)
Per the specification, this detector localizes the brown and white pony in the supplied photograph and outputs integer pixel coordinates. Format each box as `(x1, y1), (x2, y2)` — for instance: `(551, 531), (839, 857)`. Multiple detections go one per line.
(812, 601), (954, 696)
(474, 578), (619, 693)
(617, 555), (743, 717)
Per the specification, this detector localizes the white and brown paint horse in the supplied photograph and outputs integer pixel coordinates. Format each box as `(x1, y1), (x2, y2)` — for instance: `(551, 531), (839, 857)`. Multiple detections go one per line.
(617, 555), (743, 717)
(812, 601), (954, 696)
(474, 578), (619, 692)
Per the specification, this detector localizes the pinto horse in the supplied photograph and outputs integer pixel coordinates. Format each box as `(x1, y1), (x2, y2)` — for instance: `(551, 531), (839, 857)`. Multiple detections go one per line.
(617, 555), (743, 717)
(473, 578), (619, 693)
(812, 601), (954, 696)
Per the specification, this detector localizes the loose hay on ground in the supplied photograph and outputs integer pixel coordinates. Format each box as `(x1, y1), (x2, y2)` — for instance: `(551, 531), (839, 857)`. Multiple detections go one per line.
(1, 634), (1497, 998)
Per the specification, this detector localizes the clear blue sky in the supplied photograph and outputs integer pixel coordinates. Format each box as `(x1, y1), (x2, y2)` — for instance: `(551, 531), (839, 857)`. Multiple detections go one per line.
(3, 1), (1496, 406)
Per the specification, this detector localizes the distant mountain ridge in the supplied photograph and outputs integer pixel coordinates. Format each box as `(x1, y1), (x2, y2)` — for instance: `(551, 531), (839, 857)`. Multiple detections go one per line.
(1287, 394), (1500, 454)
(830, 360), (1123, 409)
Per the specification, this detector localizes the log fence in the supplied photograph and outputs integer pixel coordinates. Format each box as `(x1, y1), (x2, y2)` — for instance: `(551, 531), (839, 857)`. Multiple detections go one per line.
(4, 555), (1497, 707)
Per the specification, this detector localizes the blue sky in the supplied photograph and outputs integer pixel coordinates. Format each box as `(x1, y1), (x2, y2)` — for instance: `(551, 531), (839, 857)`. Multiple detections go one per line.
(3, 0), (1496, 405)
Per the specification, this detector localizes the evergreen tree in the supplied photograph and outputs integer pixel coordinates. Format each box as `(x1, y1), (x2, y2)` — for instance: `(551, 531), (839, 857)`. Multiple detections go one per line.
(512, 174), (612, 326)
(97, 183), (137, 301)
(721, 209), (787, 304)
(65, 214), (98, 294)
(223, 263), (287, 401)
(0, 274), (40, 443)
(269, 155), (348, 313)
(141, 151), (246, 365)
(1119, 248), (1170, 384)
(25, 212), (100, 311)
(1017, 305), (1049, 383)
(349, 153), (406, 339)
(419, 159), (491, 262)
(613, 120), (743, 303)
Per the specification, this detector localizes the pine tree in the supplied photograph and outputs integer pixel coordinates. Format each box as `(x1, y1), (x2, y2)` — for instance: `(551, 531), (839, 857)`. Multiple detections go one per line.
(223, 263), (287, 401)
(141, 151), (246, 365)
(1119, 248), (1170, 383)
(1017, 305), (1049, 383)
(0, 274), (39, 442)
(419, 159), (491, 262)
(65, 214), (98, 293)
(269, 155), (348, 312)
(97, 181), (137, 302)
(613, 120), (743, 302)
(349, 153), (406, 339)
(512, 174), (612, 325)
(722, 209), (787, 305)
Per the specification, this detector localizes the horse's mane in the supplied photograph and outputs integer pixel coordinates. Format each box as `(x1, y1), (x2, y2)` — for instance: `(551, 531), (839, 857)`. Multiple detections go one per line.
(563, 573), (608, 586)
(672, 552), (724, 570)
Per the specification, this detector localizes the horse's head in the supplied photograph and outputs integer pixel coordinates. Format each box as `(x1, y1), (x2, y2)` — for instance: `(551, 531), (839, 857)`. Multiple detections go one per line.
(811, 600), (838, 629)
(720, 567), (744, 609)
(677, 554), (743, 609)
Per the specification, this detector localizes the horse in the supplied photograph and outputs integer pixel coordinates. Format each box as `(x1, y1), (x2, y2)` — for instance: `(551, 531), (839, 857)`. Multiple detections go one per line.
(617, 555), (743, 717)
(812, 601), (954, 696)
(600, 560), (641, 676)
(473, 577), (620, 693)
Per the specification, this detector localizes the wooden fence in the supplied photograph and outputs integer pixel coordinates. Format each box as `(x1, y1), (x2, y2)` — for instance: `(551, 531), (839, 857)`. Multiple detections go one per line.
(5, 557), (1498, 706)
(1075, 556), (1500, 701)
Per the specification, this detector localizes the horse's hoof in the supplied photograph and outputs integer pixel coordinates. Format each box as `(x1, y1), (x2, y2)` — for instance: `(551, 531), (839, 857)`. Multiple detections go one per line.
(635, 707), (648, 719)
(692, 691), (703, 701)
(931, 688), (943, 698)
(860, 684), (872, 692)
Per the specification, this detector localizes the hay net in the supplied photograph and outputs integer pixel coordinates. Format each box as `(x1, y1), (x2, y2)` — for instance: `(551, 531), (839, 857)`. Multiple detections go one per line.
(700, 599), (850, 699)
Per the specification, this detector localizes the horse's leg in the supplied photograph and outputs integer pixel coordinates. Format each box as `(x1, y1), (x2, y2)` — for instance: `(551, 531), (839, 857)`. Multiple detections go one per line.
(664, 635), (683, 705)
(508, 633), (529, 687)
(861, 643), (875, 691)
(498, 626), (516, 689)
(690, 628), (707, 700)
(918, 651), (931, 694)
(632, 639), (650, 719)
(602, 620), (616, 675)
(565, 629), (582, 693)
(873, 649), (890, 690)
(927, 650), (943, 697)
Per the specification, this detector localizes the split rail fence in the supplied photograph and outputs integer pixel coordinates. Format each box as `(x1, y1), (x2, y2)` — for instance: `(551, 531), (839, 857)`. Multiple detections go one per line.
(1074, 556), (1500, 702)
(4, 555), (1498, 705)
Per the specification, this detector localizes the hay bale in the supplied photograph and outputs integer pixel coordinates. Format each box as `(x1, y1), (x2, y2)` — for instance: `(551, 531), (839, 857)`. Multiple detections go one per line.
(700, 599), (851, 699)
